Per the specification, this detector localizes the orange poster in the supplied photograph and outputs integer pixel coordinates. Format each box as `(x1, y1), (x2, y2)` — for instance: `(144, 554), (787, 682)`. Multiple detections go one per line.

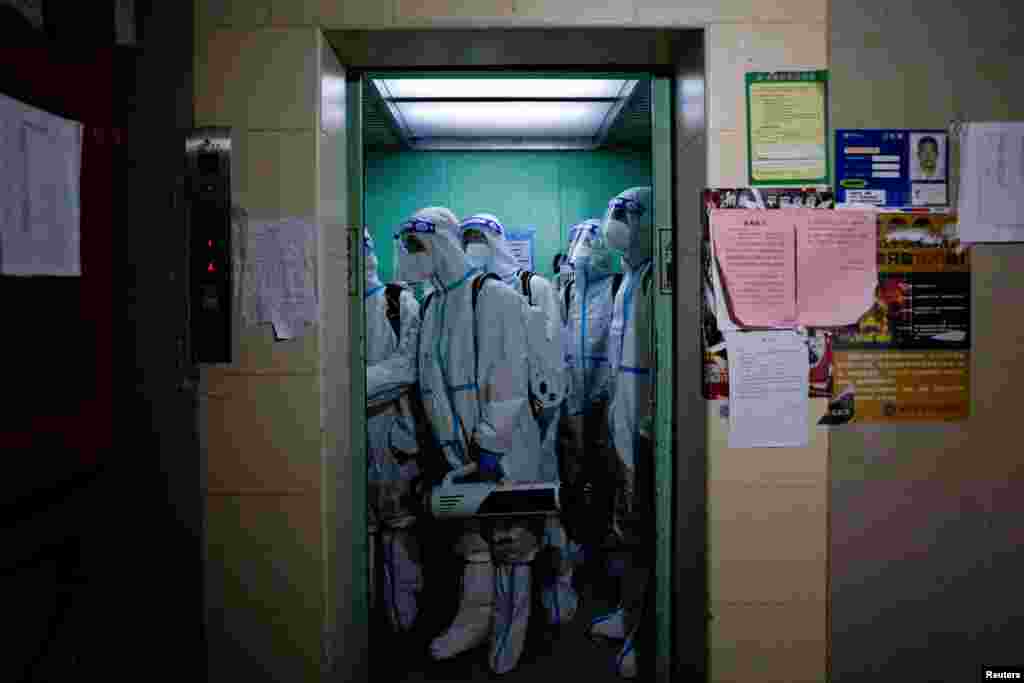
(819, 213), (969, 424)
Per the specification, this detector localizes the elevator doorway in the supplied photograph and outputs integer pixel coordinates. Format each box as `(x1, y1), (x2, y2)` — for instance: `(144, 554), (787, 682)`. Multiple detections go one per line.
(323, 30), (707, 683)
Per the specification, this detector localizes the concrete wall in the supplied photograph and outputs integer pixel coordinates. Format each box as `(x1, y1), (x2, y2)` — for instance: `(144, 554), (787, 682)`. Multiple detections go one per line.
(829, 1), (1024, 680)
(194, 1), (829, 681)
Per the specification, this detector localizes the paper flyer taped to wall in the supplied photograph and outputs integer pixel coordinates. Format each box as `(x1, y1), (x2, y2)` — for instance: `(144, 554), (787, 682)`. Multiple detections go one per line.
(725, 329), (810, 448)
(239, 217), (318, 340)
(956, 121), (1024, 244)
(710, 208), (877, 328)
(0, 92), (82, 276)
(506, 228), (535, 272)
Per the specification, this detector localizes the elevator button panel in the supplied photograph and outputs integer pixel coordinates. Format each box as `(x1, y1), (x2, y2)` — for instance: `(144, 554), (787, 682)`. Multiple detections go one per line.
(185, 128), (232, 363)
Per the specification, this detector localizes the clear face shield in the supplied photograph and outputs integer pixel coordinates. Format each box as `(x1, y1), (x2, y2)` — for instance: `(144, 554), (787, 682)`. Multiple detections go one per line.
(565, 226), (586, 267)
(603, 196), (647, 252)
(394, 217), (437, 283)
(570, 224), (613, 277)
(461, 226), (492, 270)
(461, 227), (489, 250)
(398, 232), (429, 254)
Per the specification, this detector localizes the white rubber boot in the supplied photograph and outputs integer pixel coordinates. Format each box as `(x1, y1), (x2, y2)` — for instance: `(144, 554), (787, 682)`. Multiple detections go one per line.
(541, 517), (579, 626)
(542, 574), (579, 626)
(613, 567), (649, 678)
(381, 528), (423, 632)
(489, 562), (532, 674)
(429, 558), (495, 660)
(615, 624), (638, 679)
(587, 605), (627, 641)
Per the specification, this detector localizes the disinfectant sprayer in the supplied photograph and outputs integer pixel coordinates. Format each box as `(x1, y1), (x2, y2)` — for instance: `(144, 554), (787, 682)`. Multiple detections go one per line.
(428, 463), (561, 519)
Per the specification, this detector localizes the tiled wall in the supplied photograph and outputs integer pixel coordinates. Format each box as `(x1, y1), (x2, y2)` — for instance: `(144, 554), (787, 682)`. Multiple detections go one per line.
(194, 6), (325, 680)
(704, 20), (829, 683)
(194, 2), (830, 681)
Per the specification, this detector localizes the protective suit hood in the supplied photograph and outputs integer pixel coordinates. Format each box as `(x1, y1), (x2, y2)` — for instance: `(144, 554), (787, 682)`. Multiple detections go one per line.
(601, 186), (652, 269)
(395, 207), (473, 288)
(364, 228), (383, 289)
(459, 213), (519, 282)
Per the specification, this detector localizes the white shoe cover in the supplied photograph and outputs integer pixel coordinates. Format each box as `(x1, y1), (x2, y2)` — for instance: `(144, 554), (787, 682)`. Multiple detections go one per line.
(542, 518), (579, 625)
(615, 631), (638, 679)
(489, 563), (532, 674)
(588, 605), (626, 641)
(429, 560), (494, 660)
(541, 574), (579, 626)
(381, 528), (423, 632)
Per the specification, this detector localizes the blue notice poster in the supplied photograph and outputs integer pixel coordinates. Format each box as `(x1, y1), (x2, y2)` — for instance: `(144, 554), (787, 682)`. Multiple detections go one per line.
(505, 228), (535, 272)
(835, 129), (949, 209)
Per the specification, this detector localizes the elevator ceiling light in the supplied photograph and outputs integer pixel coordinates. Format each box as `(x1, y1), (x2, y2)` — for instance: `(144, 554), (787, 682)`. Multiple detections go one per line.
(397, 101), (616, 139)
(377, 79), (629, 100)
(371, 78), (639, 150)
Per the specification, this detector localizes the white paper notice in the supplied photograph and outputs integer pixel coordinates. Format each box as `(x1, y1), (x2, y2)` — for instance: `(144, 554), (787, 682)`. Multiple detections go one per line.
(241, 218), (317, 340)
(506, 231), (535, 272)
(0, 93), (82, 276)
(958, 121), (1024, 243)
(725, 330), (809, 448)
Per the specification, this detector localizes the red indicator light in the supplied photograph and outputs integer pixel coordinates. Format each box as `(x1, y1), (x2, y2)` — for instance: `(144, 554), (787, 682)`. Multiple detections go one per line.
(207, 262), (216, 273)
(208, 240), (213, 248)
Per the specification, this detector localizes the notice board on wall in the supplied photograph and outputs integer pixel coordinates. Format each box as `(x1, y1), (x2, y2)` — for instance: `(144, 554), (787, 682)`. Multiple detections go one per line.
(701, 188), (836, 400)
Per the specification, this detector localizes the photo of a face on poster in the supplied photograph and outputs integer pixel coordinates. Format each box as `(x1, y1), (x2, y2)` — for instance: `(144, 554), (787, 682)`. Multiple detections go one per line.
(910, 132), (946, 180)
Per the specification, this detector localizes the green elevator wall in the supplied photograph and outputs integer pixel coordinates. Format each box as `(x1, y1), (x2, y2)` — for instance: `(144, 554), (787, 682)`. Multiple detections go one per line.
(365, 150), (652, 282)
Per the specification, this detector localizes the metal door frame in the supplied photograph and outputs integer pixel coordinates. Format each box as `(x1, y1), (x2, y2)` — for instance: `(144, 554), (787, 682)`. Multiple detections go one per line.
(329, 28), (707, 681)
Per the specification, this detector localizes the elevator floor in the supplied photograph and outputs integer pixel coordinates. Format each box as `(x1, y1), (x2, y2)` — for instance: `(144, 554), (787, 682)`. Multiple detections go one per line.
(371, 552), (652, 682)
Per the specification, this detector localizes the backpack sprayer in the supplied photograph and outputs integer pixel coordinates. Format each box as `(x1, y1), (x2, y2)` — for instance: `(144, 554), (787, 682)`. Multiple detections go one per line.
(428, 463), (561, 519)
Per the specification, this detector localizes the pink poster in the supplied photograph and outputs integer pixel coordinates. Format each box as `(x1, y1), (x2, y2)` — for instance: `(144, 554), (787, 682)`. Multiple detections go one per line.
(711, 208), (876, 328)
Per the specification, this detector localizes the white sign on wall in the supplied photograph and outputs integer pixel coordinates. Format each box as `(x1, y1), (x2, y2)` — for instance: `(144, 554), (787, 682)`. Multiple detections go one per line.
(506, 228), (535, 272)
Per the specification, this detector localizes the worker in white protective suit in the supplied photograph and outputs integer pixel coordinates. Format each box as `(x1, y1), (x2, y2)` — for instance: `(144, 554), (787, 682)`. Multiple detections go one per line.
(459, 212), (578, 628)
(559, 218), (626, 556)
(391, 207), (543, 675)
(363, 229), (424, 634)
(586, 187), (656, 679)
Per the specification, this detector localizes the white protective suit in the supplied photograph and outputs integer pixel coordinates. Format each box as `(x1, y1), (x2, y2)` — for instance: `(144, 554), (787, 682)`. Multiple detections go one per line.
(394, 207), (542, 674)
(459, 213), (578, 627)
(364, 230), (423, 633)
(563, 219), (618, 430)
(560, 218), (626, 554)
(587, 187), (656, 679)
